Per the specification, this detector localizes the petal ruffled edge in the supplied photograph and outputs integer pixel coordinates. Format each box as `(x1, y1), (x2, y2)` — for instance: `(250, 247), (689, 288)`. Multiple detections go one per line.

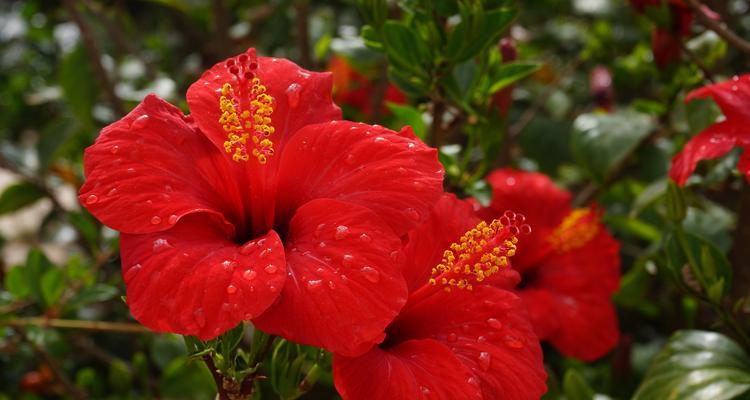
(669, 121), (739, 185)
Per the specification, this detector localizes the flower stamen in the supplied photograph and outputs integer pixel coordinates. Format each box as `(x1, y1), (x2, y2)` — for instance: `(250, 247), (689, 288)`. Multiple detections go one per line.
(548, 208), (599, 253)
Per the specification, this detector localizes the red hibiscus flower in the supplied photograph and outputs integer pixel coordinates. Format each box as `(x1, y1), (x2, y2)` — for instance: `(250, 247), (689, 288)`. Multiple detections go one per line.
(78, 48), (444, 356)
(329, 55), (407, 118)
(333, 195), (547, 400)
(475, 169), (621, 361)
(670, 74), (750, 185)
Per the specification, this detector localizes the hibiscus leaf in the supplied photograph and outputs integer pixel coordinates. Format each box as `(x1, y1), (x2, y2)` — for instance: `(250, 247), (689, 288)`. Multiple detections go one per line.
(387, 103), (426, 139)
(380, 21), (428, 76)
(0, 181), (45, 216)
(4, 265), (30, 298)
(562, 369), (595, 400)
(488, 62), (540, 94)
(41, 268), (65, 307)
(446, 7), (516, 63)
(571, 109), (654, 183)
(633, 330), (750, 400)
(66, 284), (119, 309)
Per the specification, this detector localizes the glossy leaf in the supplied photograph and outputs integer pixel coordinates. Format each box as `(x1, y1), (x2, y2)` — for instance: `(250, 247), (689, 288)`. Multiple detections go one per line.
(0, 182), (45, 216)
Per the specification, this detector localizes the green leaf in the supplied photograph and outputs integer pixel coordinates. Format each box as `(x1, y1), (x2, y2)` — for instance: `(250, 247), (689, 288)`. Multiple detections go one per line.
(633, 330), (750, 400)
(41, 268), (65, 306)
(666, 181), (687, 222)
(667, 231), (733, 300)
(570, 109), (654, 183)
(387, 103), (426, 139)
(5, 265), (30, 298)
(562, 369), (595, 400)
(24, 248), (53, 307)
(488, 63), (540, 93)
(67, 284), (119, 309)
(446, 8), (516, 63)
(0, 182), (45, 215)
(381, 21), (427, 75)
(59, 45), (98, 127)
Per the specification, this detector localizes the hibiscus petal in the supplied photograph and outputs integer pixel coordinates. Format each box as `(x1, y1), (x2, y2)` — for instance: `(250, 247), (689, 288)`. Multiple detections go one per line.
(186, 49), (341, 162)
(521, 229), (620, 360)
(481, 169), (572, 270)
(252, 198), (408, 356)
(120, 214), (286, 340)
(333, 339), (481, 400)
(391, 286), (547, 400)
(669, 121), (739, 185)
(275, 121), (444, 236)
(686, 74), (750, 122)
(79, 94), (243, 235)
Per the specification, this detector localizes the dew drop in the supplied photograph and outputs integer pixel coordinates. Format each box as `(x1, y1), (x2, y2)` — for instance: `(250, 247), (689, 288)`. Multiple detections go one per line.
(374, 136), (387, 143)
(477, 335), (487, 343)
(265, 264), (278, 274)
(486, 318), (503, 330)
(269, 285), (278, 293)
(342, 254), (355, 268)
(327, 280), (336, 289)
(107, 187), (118, 196)
(421, 386), (431, 396)
(131, 114), (149, 129)
(359, 233), (371, 242)
(125, 264), (142, 280)
(335, 225), (349, 240)
(504, 335), (524, 349)
(360, 266), (380, 283)
(226, 284), (237, 294)
(467, 377), (479, 387)
(478, 352), (491, 371)
(127, 167), (136, 174)
(286, 83), (302, 108)
(150, 216), (161, 225)
(447, 333), (458, 342)
(259, 248), (271, 258)
(306, 279), (322, 289)
(110, 145), (119, 154)
(344, 153), (356, 165)
(85, 194), (98, 205)
(239, 241), (256, 255)
(152, 238), (171, 252)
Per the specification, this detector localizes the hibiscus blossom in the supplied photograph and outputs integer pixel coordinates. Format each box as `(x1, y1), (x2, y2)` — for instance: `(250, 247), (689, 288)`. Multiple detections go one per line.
(670, 74), (750, 185)
(78, 48), (444, 355)
(333, 195), (547, 400)
(474, 169), (621, 361)
(329, 55), (407, 118)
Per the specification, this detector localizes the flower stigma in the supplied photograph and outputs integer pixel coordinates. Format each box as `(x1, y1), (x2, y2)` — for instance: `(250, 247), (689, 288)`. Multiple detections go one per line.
(218, 49), (275, 164)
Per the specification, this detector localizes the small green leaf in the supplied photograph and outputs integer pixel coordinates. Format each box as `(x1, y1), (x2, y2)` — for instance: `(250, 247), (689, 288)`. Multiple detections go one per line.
(666, 181), (687, 222)
(562, 369), (595, 400)
(571, 109), (654, 183)
(387, 103), (426, 139)
(380, 22), (429, 77)
(5, 265), (30, 298)
(41, 268), (65, 307)
(446, 8), (516, 63)
(488, 63), (540, 93)
(0, 182), (45, 215)
(25, 248), (53, 307)
(633, 330), (750, 400)
(67, 284), (119, 309)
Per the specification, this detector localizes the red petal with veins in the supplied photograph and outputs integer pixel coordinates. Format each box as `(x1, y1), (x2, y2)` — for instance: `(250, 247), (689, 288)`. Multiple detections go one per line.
(481, 169), (572, 270)
(389, 286), (547, 400)
(669, 121), (740, 185)
(274, 121), (444, 236)
(519, 226), (620, 361)
(120, 215), (286, 340)
(686, 74), (750, 122)
(253, 198), (408, 356)
(333, 339), (481, 400)
(79, 94), (242, 235)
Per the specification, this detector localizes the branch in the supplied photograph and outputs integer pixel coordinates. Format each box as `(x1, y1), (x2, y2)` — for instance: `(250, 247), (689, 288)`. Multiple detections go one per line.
(294, 0), (312, 68)
(62, 0), (125, 116)
(3, 317), (150, 334)
(684, 0), (750, 55)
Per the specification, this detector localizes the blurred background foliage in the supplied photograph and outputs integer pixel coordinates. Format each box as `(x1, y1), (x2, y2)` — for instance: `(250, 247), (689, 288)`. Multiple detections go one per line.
(1, 0), (750, 398)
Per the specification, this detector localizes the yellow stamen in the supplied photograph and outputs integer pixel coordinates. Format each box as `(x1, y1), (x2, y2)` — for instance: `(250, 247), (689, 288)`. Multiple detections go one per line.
(218, 77), (275, 164)
(548, 208), (599, 253)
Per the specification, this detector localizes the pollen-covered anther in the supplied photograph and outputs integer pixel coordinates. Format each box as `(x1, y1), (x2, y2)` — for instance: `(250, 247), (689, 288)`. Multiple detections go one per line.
(218, 50), (275, 164)
(549, 208), (599, 253)
(429, 214), (529, 292)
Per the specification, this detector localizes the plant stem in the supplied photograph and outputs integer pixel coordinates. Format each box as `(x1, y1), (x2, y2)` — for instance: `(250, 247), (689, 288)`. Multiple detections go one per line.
(3, 317), (150, 333)
(683, 0), (750, 55)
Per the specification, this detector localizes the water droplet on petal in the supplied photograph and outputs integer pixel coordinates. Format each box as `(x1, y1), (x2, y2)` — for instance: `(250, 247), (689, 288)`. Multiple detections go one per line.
(360, 266), (380, 283)
(265, 264), (278, 274)
(239, 241), (256, 255)
(107, 187), (118, 196)
(447, 333), (457, 342)
(127, 167), (135, 174)
(487, 318), (503, 330)
(344, 153), (356, 165)
(359, 233), (371, 242)
(226, 284), (237, 294)
(286, 83), (301, 107)
(477, 335), (487, 343)
(85, 194), (98, 205)
(306, 279), (322, 289)
(125, 264), (142, 280)
(259, 248), (271, 258)
(152, 238), (171, 252)
(131, 114), (149, 129)
(243, 269), (257, 281)
(342, 254), (355, 268)
(504, 335), (524, 349)
(335, 225), (349, 240)
(150, 216), (161, 225)
(421, 386), (431, 396)
(478, 352), (491, 371)
(327, 281), (336, 289)
(467, 377), (479, 387)
(110, 145), (119, 154)
(167, 214), (178, 225)
(269, 285), (278, 293)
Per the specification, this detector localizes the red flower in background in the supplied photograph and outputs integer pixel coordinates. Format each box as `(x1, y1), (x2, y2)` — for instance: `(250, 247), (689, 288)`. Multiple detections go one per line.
(475, 169), (621, 361)
(329, 56), (407, 118)
(79, 48), (444, 356)
(333, 195), (547, 400)
(670, 74), (750, 185)
(630, 0), (693, 68)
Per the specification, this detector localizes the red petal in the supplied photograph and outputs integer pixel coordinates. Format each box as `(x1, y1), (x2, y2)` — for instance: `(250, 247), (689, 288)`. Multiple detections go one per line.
(274, 121), (444, 236)
(252, 199), (408, 356)
(520, 228), (620, 360)
(120, 214), (286, 340)
(686, 74), (750, 122)
(391, 286), (547, 400)
(402, 194), (480, 292)
(333, 339), (481, 400)
(737, 148), (750, 182)
(186, 49), (341, 162)
(481, 169), (572, 270)
(79, 94), (242, 235)
(669, 121), (739, 185)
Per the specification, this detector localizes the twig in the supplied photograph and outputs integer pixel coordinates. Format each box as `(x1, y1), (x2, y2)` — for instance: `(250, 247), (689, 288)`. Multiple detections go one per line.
(3, 317), (150, 333)
(294, 0), (312, 68)
(684, 0), (750, 55)
(429, 97), (446, 148)
(730, 182), (750, 312)
(203, 354), (231, 400)
(15, 327), (88, 400)
(62, 0), (125, 116)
